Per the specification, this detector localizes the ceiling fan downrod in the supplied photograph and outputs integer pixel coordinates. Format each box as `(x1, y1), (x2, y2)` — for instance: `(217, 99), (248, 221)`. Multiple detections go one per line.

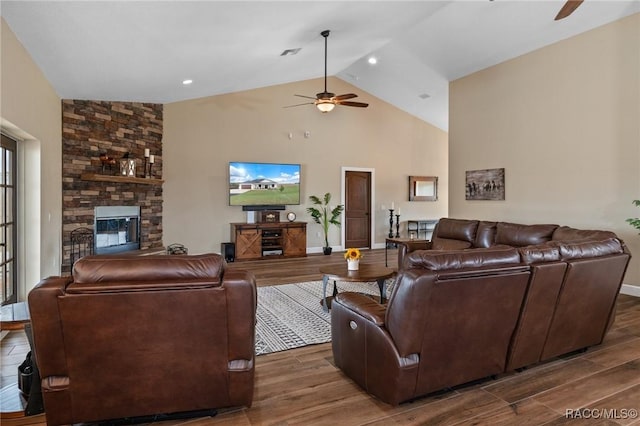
(321, 29), (330, 96)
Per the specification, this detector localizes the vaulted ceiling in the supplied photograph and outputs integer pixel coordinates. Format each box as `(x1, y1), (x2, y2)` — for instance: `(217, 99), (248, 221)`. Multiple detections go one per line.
(3, 1), (639, 131)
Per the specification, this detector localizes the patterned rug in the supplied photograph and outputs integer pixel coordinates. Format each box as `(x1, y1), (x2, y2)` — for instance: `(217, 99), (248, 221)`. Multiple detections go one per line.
(255, 279), (395, 355)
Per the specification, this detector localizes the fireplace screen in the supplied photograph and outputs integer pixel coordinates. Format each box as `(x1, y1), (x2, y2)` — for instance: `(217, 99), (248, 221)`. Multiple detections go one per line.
(94, 206), (141, 254)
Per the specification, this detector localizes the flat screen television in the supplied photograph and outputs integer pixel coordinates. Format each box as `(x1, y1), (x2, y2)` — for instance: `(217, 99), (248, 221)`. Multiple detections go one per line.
(229, 162), (301, 207)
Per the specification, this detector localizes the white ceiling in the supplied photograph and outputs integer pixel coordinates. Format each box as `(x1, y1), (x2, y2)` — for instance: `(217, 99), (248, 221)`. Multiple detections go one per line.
(2, 1), (639, 131)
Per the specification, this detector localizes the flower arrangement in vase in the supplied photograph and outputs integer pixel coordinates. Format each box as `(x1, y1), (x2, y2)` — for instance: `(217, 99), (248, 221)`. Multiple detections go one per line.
(344, 248), (363, 270)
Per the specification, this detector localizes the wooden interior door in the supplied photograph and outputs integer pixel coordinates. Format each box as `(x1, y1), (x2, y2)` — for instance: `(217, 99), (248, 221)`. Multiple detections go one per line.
(344, 171), (371, 249)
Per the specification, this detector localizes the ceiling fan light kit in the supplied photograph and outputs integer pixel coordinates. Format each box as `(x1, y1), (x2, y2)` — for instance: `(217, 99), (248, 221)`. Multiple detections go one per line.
(286, 29), (368, 113)
(317, 101), (335, 113)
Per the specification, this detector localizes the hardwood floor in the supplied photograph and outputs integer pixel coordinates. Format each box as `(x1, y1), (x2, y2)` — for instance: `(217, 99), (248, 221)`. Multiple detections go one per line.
(2, 248), (639, 425)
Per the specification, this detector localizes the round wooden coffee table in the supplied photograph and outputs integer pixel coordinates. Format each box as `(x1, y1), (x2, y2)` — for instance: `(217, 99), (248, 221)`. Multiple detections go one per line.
(319, 264), (395, 312)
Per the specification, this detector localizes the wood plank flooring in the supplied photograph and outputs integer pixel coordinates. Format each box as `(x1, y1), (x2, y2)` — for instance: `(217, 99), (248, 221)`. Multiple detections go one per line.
(2, 248), (639, 425)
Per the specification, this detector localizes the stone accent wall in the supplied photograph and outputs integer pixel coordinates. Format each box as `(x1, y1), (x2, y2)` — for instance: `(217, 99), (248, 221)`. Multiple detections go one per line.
(62, 100), (163, 273)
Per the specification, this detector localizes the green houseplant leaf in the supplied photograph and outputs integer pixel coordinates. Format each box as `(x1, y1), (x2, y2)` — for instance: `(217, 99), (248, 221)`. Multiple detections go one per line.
(627, 199), (640, 235)
(306, 192), (345, 249)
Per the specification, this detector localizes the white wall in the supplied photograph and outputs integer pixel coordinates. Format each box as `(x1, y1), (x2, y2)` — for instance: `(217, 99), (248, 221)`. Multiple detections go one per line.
(449, 14), (640, 288)
(1, 18), (62, 298)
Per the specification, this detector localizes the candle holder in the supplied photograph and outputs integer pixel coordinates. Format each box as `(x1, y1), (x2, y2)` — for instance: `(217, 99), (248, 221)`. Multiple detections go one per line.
(395, 214), (401, 238)
(143, 149), (150, 178)
(148, 162), (154, 178)
(388, 209), (395, 238)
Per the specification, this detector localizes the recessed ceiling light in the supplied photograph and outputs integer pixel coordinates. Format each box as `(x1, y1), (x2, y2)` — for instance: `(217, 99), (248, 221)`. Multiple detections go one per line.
(182, 79), (193, 85)
(280, 48), (301, 56)
(367, 57), (378, 65)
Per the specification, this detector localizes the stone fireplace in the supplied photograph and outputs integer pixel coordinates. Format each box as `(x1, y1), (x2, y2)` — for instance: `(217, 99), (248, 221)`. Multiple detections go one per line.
(61, 100), (163, 274)
(94, 206), (141, 254)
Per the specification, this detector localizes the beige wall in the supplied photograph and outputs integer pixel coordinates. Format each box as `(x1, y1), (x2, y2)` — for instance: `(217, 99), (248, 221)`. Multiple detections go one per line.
(449, 13), (640, 287)
(1, 18), (62, 299)
(164, 77), (448, 254)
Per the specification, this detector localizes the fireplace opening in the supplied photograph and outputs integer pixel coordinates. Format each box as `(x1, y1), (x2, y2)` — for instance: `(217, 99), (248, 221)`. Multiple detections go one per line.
(94, 206), (141, 254)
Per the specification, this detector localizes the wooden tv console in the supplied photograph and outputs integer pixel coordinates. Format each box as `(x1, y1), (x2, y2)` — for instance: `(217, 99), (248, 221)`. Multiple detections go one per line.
(230, 222), (307, 261)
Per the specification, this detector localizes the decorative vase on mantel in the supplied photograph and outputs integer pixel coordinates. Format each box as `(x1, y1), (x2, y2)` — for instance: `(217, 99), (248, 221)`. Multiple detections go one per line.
(347, 258), (360, 271)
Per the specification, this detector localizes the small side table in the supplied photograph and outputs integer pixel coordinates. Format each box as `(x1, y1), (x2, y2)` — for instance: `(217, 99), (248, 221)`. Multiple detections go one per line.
(0, 302), (30, 331)
(407, 219), (438, 240)
(319, 264), (395, 312)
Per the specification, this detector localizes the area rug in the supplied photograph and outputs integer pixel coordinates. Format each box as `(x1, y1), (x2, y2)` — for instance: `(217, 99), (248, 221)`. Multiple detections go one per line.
(255, 279), (394, 355)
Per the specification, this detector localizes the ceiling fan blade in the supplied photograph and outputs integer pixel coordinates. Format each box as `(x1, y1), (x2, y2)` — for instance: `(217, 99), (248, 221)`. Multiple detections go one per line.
(294, 94), (317, 100)
(554, 0), (584, 20)
(334, 93), (358, 101)
(283, 102), (314, 108)
(338, 101), (369, 108)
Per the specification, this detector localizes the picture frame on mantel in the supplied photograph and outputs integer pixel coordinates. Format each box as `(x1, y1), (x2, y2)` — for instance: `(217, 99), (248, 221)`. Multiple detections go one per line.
(409, 176), (438, 201)
(465, 168), (505, 200)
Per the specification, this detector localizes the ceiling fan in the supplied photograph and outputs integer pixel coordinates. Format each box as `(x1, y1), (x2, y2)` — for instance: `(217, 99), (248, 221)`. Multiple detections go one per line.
(555, 0), (584, 20)
(286, 30), (368, 113)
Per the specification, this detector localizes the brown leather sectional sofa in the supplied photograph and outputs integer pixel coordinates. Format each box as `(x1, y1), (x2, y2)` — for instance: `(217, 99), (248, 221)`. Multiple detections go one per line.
(331, 218), (631, 405)
(28, 253), (256, 425)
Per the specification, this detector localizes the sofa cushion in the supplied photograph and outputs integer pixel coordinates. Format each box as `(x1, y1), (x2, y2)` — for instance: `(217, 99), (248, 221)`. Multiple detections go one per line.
(495, 222), (558, 247)
(559, 238), (623, 260)
(552, 226), (618, 242)
(518, 242), (561, 264)
(405, 247), (521, 271)
(434, 218), (479, 243)
(474, 221), (498, 248)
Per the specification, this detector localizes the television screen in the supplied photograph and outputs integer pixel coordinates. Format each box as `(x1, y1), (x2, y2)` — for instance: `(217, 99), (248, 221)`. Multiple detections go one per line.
(229, 162), (301, 206)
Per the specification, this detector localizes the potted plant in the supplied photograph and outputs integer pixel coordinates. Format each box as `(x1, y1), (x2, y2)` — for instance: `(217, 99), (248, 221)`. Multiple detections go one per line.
(307, 193), (344, 255)
(627, 199), (640, 234)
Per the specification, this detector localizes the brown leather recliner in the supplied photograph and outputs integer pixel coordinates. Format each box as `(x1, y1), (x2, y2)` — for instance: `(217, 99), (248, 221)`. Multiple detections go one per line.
(28, 253), (256, 426)
(332, 247), (531, 405)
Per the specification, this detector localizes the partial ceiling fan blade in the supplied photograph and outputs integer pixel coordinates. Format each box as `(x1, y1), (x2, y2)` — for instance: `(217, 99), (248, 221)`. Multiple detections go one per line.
(283, 102), (314, 108)
(334, 93), (358, 101)
(294, 94), (318, 100)
(555, 0), (584, 20)
(338, 101), (369, 108)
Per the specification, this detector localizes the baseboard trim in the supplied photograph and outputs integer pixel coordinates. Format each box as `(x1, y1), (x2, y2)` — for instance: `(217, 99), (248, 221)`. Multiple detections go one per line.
(620, 284), (640, 297)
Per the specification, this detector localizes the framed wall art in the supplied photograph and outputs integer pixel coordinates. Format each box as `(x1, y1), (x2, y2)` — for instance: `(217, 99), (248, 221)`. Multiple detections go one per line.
(409, 176), (438, 201)
(465, 168), (505, 200)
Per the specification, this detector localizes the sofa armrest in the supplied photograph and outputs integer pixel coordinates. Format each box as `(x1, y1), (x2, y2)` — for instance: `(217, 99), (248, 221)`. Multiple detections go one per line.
(334, 292), (386, 325)
(398, 240), (432, 270)
(332, 292), (420, 405)
(28, 276), (73, 380)
(222, 269), (257, 362)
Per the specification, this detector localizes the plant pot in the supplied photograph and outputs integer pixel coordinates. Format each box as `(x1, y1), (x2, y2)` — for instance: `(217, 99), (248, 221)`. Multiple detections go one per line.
(323, 247), (333, 255)
(347, 259), (359, 270)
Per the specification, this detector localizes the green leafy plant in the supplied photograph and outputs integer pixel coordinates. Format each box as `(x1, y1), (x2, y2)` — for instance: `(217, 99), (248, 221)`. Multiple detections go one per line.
(306, 192), (344, 250)
(627, 199), (640, 234)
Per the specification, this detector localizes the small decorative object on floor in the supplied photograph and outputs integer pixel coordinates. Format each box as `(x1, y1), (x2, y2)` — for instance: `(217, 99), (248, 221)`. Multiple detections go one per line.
(344, 248), (363, 270)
